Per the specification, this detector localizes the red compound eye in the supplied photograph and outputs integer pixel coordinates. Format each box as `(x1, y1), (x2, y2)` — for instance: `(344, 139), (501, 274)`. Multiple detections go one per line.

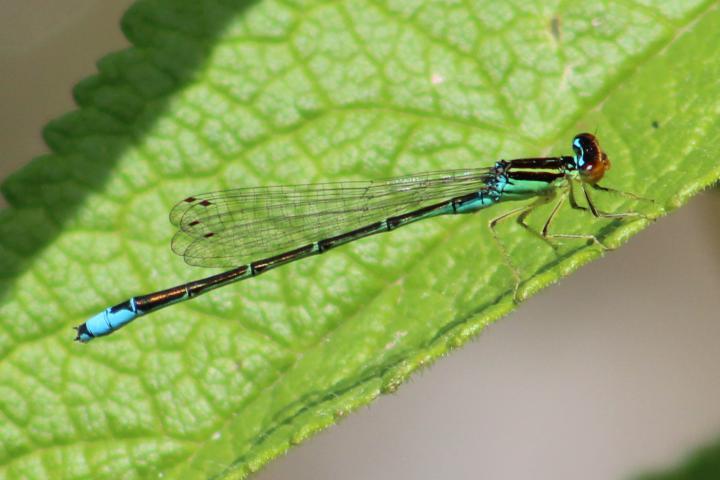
(573, 133), (610, 183)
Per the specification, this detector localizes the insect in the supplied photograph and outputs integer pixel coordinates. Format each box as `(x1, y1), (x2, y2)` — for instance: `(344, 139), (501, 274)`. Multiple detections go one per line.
(75, 133), (646, 342)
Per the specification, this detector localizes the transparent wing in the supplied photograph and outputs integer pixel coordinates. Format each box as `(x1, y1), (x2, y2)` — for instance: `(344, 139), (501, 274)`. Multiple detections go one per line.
(170, 168), (494, 267)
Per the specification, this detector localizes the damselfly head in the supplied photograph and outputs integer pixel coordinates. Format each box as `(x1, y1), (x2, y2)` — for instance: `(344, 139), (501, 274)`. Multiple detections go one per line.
(572, 133), (610, 183)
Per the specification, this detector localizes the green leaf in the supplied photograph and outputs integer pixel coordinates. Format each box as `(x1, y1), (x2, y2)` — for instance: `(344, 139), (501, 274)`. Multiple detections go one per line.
(1, 1), (719, 478)
(636, 437), (720, 480)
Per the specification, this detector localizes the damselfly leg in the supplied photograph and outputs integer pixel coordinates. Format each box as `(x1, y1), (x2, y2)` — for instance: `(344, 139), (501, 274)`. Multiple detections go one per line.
(490, 178), (652, 302)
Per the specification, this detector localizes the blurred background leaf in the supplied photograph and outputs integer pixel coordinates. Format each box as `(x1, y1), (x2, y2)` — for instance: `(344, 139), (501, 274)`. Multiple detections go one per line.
(636, 437), (720, 480)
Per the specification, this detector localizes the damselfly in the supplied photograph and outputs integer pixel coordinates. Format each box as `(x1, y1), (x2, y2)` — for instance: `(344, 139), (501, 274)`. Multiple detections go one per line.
(75, 133), (646, 342)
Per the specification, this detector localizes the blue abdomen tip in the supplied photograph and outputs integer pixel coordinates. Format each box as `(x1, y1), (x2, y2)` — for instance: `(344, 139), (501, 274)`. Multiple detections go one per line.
(75, 299), (140, 343)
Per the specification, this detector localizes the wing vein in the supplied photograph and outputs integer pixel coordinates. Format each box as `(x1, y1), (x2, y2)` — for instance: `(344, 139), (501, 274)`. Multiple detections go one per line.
(169, 168), (494, 267)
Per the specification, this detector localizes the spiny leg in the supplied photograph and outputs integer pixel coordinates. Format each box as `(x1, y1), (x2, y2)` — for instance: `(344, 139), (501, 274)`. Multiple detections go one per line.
(537, 188), (611, 249)
(566, 178), (650, 217)
(514, 184), (608, 248)
(591, 182), (655, 203)
(591, 183), (658, 221)
(567, 180), (590, 213)
(582, 182), (635, 218)
(541, 182), (646, 250)
(489, 198), (552, 300)
(565, 179), (649, 220)
(491, 181), (651, 301)
(517, 198), (563, 252)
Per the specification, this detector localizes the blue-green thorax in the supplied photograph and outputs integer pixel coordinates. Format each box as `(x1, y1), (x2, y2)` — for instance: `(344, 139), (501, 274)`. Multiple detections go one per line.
(493, 132), (611, 202)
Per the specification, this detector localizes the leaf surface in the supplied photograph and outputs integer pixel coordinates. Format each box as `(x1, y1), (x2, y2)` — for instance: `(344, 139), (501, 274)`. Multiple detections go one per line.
(1, 1), (719, 478)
